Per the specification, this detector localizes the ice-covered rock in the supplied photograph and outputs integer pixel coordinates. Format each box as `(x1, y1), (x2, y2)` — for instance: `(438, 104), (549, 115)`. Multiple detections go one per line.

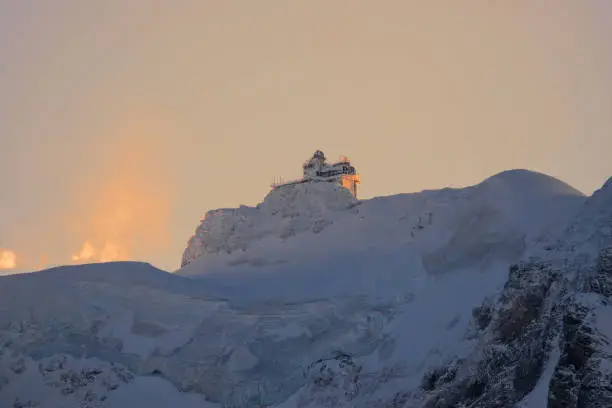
(179, 169), (584, 286)
(405, 174), (612, 408)
(181, 181), (359, 267)
(3, 169), (609, 408)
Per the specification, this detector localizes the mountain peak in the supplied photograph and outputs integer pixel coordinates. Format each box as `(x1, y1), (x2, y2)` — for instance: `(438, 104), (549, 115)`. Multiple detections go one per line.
(178, 168), (586, 285)
(4, 169), (611, 408)
(180, 181), (358, 268)
(480, 168), (585, 197)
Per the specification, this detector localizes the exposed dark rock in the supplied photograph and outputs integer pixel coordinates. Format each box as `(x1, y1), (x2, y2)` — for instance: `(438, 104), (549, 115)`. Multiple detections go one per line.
(420, 259), (566, 408)
(419, 244), (612, 408)
(13, 399), (37, 408)
(421, 365), (457, 392)
(588, 247), (612, 298)
(298, 351), (363, 406)
(471, 301), (493, 331)
(548, 248), (612, 408)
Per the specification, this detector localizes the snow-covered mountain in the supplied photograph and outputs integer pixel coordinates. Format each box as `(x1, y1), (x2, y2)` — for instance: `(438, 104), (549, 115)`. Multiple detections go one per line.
(178, 169), (584, 303)
(2, 169), (611, 408)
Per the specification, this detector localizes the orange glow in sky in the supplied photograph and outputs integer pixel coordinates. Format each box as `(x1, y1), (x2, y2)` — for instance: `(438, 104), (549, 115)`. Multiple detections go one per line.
(0, 250), (17, 270)
(65, 113), (174, 267)
(72, 240), (128, 263)
(0, 1), (610, 272)
(71, 241), (95, 262)
(1, 111), (175, 272)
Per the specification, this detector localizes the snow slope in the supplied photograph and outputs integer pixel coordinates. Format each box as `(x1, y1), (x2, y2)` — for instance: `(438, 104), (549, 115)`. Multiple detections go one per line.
(270, 176), (612, 408)
(388, 175), (612, 408)
(0, 169), (598, 408)
(178, 169), (584, 303)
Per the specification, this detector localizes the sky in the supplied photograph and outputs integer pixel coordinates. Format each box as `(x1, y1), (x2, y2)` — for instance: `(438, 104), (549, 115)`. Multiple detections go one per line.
(1, 0), (611, 273)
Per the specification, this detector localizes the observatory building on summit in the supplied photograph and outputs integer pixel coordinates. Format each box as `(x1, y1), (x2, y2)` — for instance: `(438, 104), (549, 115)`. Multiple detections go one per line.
(271, 150), (360, 197)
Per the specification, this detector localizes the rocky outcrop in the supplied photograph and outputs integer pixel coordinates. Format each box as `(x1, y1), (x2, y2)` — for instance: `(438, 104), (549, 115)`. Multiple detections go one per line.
(415, 176), (612, 408)
(181, 182), (359, 267)
(547, 248), (612, 408)
(0, 351), (134, 408)
(419, 259), (566, 408)
(180, 170), (585, 272)
(299, 352), (363, 407)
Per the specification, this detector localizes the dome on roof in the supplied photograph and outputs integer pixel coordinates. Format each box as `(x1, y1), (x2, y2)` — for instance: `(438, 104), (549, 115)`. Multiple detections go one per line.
(312, 150), (326, 161)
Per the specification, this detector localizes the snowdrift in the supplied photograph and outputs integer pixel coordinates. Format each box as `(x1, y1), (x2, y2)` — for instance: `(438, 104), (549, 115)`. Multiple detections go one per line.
(3, 170), (609, 408)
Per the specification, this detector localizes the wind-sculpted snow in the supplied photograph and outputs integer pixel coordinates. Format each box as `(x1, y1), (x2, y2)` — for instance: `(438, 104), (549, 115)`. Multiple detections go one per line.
(1, 169), (602, 407)
(181, 170), (584, 272)
(180, 171), (584, 287)
(0, 349), (219, 408)
(273, 175), (610, 408)
(0, 351), (135, 408)
(181, 182), (359, 268)
(0, 262), (413, 407)
(0, 261), (508, 407)
(398, 176), (612, 408)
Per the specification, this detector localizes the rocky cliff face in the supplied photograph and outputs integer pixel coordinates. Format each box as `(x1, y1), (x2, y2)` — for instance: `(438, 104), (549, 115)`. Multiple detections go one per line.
(180, 169), (584, 276)
(0, 348), (135, 408)
(274, 177), (611, 408)
(407, 177), (612, 408)
(181, 181), (359, 268)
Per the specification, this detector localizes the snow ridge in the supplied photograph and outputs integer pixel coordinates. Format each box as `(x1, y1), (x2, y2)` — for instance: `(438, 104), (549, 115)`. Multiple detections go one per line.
(181, 181), (358, 268)
(3, 169), (608, 408)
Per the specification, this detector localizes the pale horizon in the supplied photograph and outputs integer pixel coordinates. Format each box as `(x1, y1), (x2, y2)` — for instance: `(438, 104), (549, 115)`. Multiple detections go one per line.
(1, 1), (611, 273)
